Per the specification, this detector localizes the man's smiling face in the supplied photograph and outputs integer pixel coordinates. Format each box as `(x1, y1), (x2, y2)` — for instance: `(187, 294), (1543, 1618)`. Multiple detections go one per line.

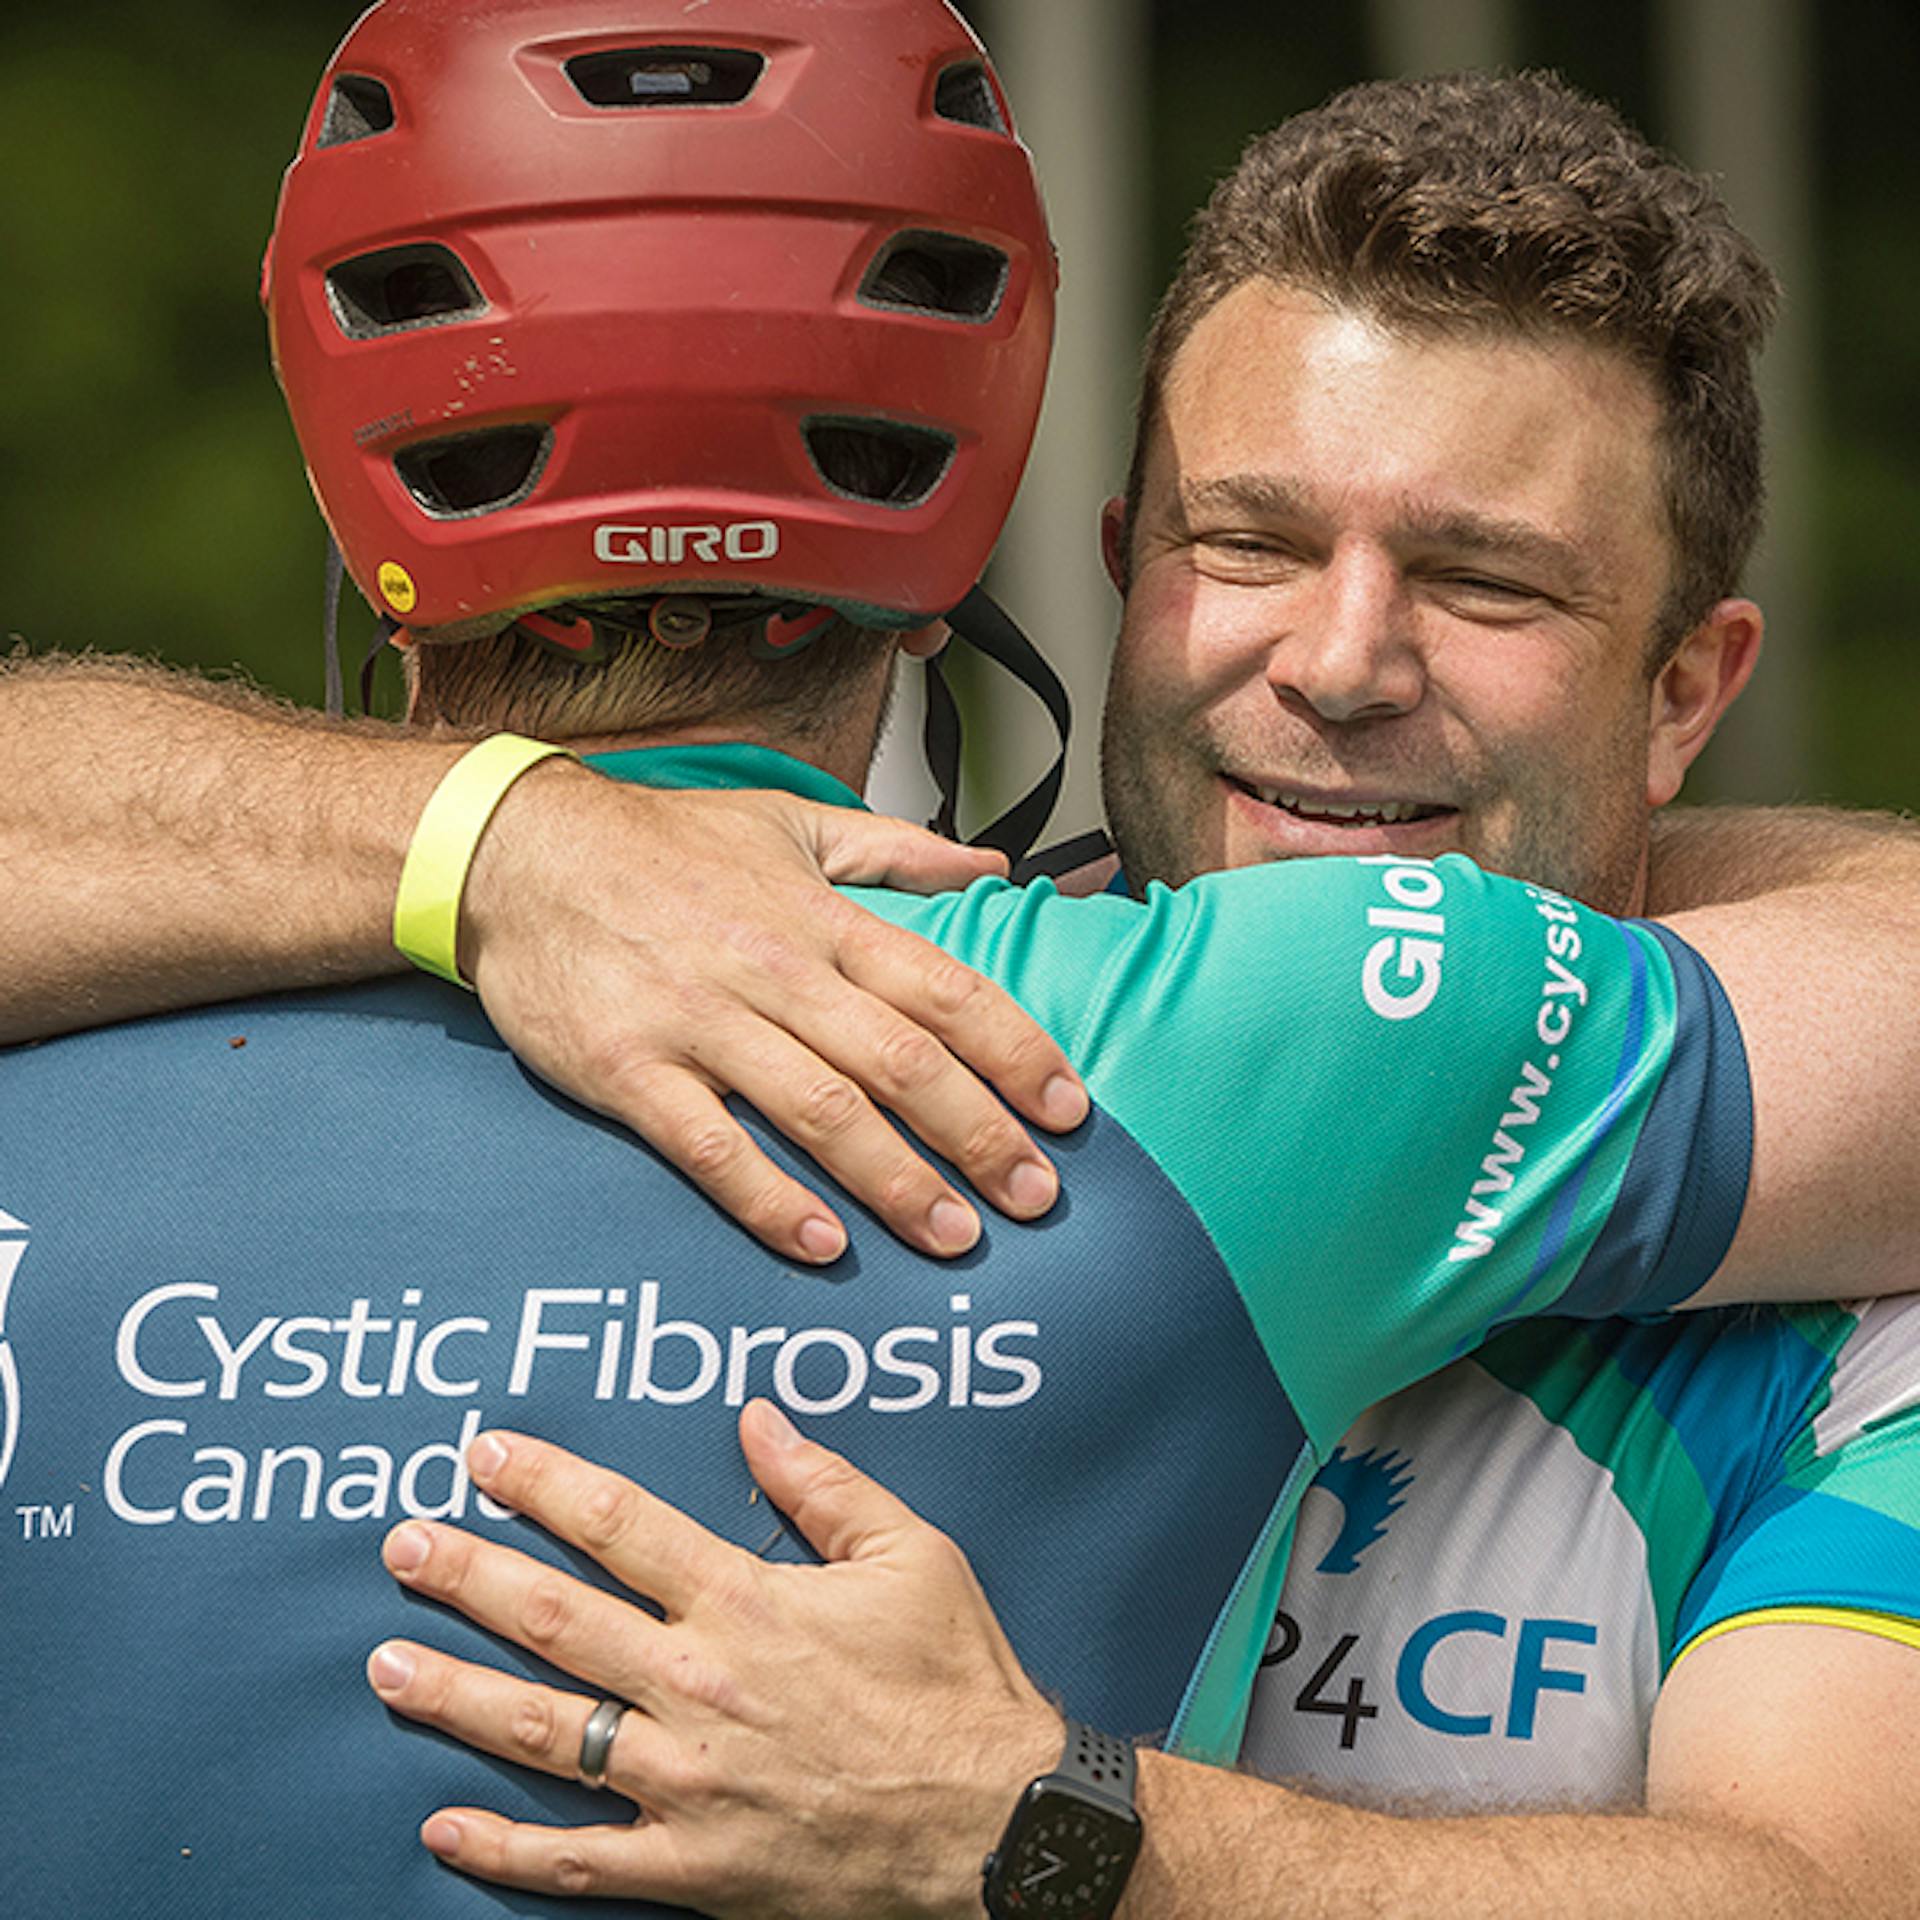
(1100, 280), (1688, 914)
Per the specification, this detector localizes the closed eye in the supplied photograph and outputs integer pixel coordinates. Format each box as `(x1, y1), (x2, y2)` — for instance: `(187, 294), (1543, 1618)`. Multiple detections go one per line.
(1194, 530), (1311, 580)
(1428, 571), (1556, 619)
(1444, 572), (1534, 598)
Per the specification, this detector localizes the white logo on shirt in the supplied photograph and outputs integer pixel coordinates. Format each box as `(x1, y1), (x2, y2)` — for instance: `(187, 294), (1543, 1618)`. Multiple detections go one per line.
(0, 1212), (30, 1498)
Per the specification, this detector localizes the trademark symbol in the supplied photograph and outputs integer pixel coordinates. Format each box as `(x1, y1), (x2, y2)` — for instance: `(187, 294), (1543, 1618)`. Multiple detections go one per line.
(16, 1501), (75, 1542)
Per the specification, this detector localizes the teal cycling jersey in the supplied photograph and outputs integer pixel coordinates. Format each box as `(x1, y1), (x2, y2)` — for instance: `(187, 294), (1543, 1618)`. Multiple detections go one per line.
(1245, 1297), (1920, 1806)
(0, 743), (1749, 1917)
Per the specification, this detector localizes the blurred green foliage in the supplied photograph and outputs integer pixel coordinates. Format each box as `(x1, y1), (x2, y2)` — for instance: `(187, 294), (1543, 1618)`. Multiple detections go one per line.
(1811, 0), (1920, 810)
(0, 0), (369, 707)
(3, 0), (1912, 806)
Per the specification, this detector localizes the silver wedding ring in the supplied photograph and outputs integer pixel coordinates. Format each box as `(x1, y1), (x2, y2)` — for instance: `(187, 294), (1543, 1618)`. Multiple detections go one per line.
(578, 1697), (631, 1790)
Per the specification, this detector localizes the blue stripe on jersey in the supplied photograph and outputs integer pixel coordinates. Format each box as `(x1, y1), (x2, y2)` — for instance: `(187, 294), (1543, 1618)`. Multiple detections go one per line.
(1106, 864), (1747, 1333)
(1462, 921), (1653, 1345)
(1586, 1310), (1837, 1551)
(1675, 1483), (1920, 1648)
(1562, 921), (1753, 1316)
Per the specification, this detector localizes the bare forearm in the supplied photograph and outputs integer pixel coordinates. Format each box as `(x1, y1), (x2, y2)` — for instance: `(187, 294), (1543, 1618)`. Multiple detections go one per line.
(1124, 1753), (1847, 1920)
(1645, 803), (1916, 912)
(0, 654), (467, 1040)
(1657, 892), (1919, 1301)
(1636, 806), (1920, 1302)
(0, 654), (1085, 1257)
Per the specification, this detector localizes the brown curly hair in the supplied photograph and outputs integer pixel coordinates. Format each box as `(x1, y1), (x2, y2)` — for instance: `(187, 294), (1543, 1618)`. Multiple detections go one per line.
(1125, 70), (1780, 656)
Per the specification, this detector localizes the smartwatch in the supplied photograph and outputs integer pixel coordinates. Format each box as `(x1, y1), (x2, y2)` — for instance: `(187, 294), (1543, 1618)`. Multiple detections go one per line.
(981, 1721), (1142, 1920)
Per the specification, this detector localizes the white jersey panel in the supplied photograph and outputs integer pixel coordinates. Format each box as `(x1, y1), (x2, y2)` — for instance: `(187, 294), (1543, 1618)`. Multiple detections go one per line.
(1242, 1360), (1660, 1809)
(1813, 1296), (1920, 1456)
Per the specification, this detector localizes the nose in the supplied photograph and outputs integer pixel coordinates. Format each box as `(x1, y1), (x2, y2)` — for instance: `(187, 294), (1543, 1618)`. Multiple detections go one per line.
(1266, 540), (1425, 724)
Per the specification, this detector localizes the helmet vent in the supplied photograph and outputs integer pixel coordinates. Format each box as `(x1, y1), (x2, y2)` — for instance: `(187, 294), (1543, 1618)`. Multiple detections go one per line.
(933, 62), (1007, 134)
(565, 47), (765, 109)
(859, 231), (1008, 325)
(317, 75), (396, 148)
(804, 418), (956, 511)
(395, 425), (553, 520)
(326, 245), (486, 339)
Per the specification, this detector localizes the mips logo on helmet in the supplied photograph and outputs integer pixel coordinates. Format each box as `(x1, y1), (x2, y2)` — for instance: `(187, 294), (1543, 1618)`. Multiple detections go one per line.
(595, 521), (781, 567)
(0, 1207), (30, 1499)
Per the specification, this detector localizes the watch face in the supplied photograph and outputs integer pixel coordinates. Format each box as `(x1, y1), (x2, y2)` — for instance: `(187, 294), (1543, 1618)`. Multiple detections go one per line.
(989, 1783), (1142, 1918)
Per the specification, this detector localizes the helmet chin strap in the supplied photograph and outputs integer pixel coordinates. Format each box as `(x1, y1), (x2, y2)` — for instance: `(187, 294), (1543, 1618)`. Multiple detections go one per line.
(924, 586), (1072, 867)
(359, 615), (404, 716)
(320, 537), (401, 719)
(322, 538), (346, 719)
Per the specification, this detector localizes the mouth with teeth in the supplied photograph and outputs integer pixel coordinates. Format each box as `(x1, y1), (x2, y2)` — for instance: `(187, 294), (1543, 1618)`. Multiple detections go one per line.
(1228, 778), (1451, 829)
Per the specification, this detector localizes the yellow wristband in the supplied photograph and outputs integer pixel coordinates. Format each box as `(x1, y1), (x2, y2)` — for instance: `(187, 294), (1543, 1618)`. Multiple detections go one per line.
(393, 734), (577, 989)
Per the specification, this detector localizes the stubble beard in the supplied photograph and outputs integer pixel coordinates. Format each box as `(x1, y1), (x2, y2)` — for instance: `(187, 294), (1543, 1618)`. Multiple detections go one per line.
(1099, 694), (1653, 916)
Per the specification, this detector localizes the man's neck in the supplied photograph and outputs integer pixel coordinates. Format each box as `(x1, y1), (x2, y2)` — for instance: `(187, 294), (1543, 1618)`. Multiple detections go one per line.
(549, 719), (874, 797)
(554, 650), (897, 798)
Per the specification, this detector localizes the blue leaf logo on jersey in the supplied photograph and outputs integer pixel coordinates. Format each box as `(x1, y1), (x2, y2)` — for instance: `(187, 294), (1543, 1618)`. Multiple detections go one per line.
(1313, 1445), (1415, 1574)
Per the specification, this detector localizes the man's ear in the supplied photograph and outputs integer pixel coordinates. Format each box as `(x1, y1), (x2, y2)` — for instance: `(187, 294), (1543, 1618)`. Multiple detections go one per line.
(1099, 496), (1129, 594)
(1647, 598), (1763, 808)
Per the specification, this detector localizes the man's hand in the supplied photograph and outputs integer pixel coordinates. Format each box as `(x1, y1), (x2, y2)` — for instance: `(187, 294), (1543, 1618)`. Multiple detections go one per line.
(362, 1404), (1920, 1920)
(1, 660), (1087, 1265)
(463, 762), (1088, 1263)
(367, 1410), (1063, 1918)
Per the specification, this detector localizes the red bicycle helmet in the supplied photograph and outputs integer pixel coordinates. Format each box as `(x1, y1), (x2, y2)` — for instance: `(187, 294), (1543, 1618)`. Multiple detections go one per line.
(264, 0), (1056, 643)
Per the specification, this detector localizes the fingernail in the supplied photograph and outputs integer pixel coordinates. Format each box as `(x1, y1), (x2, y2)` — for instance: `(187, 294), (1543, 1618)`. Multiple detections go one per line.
(752, 1398), (802, 1452)
(385, 1524), (430, 1574)
(369, 1642), (416, 1693)
(1042, 1074), (1088, 1128)
(422, 1815), (464, 1859)
(929, 1195), (979, 1252)
(1007, 1158), (1057, 1216)
(797, 1215), (847, 1263)
(468, 1432), (509, 1482)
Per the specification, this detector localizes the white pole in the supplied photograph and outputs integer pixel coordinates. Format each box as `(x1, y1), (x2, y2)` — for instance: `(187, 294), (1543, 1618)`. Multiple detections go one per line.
(1659, 0), (1816, 799)
(869, 0), (1151, 844)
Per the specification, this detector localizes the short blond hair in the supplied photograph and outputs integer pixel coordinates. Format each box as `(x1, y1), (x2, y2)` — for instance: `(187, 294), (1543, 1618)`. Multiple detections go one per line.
(405, 612), (888, 744)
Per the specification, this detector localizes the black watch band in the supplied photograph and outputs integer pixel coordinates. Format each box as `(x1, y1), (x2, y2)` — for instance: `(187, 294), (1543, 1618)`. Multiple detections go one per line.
(1055, 1721), (1137, 1806)
(981, 1719), (1142, 1920)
